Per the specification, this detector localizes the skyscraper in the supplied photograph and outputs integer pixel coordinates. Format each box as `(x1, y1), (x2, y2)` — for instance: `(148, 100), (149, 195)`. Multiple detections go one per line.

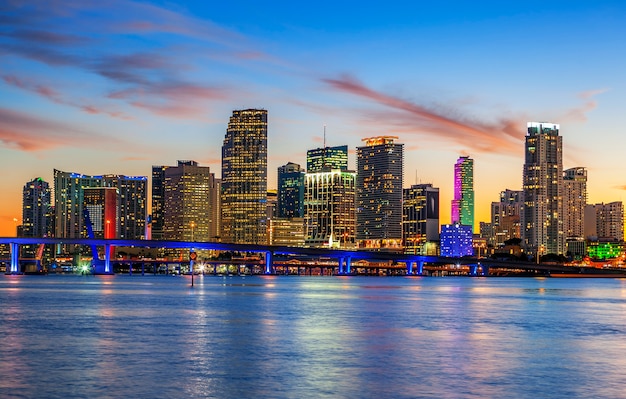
(522, 122), (564, 255)
(356, 136), (403, 250)
(306, 145), (348, 172)
(22, 177), (51, 238)
(277, 162), (305, 218)
(563, 167), (587, 239)
(451, 156), (474, 230)
(83, 187), (119, 239)
(585, 202), (624, 241)
(304, 169), (356, 248)
(490, 189), (524, 247)
(403, 184), (439, 254)
(221, 109), (268, 244)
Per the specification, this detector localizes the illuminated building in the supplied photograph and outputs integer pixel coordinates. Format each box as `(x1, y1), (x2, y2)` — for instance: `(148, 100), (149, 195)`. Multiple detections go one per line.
(356, 136), (403, 250)
(278, 162), (305, 218)
(159, 161), (218, 242)
(402, 184), (439, 254)
(150, 165), (169, 240)
(563, 167), (587, 240)
(585, 202), (624, 241)
(221, 109), (268, 244)
(587, 241), (623, 260)
(490, 189), (523, 247)
(268, 218), (305, 246)
(306, 145), (348, 172)
(83, 188), (119, 239)
(53, 170), (147, 240)
(440, 223), (473, 257)
(304, 169), (356, 248)
(22, 177), (52, 238)
(522, 122), (564, 255)
(451, 156), (474, 230)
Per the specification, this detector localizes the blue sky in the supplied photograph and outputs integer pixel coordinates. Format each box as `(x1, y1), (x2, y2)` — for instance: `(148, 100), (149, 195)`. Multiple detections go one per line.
(1, 0), (625, 235)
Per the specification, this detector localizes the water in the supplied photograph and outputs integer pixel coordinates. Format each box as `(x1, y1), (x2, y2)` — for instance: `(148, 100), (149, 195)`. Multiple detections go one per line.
(1, 275), (626, 399)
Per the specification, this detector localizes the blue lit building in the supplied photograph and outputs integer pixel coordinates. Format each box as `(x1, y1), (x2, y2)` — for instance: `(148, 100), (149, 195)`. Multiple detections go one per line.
(277, 162), (305, 218)
(440, 223), (473, 257)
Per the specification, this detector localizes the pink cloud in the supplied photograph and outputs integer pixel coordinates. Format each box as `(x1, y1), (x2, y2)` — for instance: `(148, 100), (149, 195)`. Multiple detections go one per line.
(322, 74), (524, 153)
(561, 89), (608, 123)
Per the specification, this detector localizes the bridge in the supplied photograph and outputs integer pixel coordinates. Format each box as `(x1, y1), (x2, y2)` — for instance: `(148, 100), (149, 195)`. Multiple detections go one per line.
(1, 237), (625, 277)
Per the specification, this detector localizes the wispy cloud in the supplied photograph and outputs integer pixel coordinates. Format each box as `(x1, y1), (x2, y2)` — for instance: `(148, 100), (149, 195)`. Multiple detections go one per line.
(0, 107), (121, 151)
(561, 88), (608, 122)
(322, 74), (524, 153)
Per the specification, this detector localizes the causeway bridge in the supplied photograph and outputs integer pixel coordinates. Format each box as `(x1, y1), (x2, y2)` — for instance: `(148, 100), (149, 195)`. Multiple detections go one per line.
(1, 237), (625, 277)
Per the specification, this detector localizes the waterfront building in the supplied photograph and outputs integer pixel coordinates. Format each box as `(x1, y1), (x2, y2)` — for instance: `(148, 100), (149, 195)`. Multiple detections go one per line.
(402, 184), (439, 254)
(356, 136), (403, 250)
(22, 177), (52, 238)
(54, 170), (147, 240)
(440, 223), (473, 257)
(268, 218), (305, 246)
(150, 165), (169, 240)
(304, 169), (356, 248)
(490, 189), (523, 247)
(160, 160), (217, 242)
(451, 156), (474, 230)
(522, 122), (564, 256)
(83, 187), (118, 239)
(266, 190), (277, 220)
(306, 145), (348, 172)
(221, 109), (268, 244)
(585, 202), (624, 241)
(277, 162), (305, 218)
(563, 167), (587, 240)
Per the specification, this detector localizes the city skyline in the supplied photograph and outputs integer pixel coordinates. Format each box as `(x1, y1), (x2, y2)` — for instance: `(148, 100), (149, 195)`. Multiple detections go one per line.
(2, 1), (626, 236)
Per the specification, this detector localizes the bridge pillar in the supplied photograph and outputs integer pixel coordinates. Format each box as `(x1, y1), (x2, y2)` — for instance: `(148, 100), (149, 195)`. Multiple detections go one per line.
(265, 251), (273, 274)
(417, 261), (424, 276)
(338, 257), (344, 274)
(9, 242), (19, 274)
(346, 257), (351, 274)
(104, 244), (112, 274)
(481, 265), (490, 276)
(469, 265), (478, 276)
(407, 261), (413, 275)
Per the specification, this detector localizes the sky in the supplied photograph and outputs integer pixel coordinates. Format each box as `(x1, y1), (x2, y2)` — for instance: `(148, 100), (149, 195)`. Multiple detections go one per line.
(1, 0), (626, 236)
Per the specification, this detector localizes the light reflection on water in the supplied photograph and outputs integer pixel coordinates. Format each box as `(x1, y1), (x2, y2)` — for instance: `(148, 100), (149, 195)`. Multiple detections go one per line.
(1, 275), (626, 398)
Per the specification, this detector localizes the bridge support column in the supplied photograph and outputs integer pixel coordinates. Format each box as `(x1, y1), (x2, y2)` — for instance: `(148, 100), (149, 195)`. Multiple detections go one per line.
(481, 265), (489, 276)
(417, 261), (424, 276)
(9, 242), (19, 274)
(407, 261), (414, 275)
(338, 257), (344, 275)
(469, 265), (478, 276)
(346, 257), (351, 274)
(104, 244), (112, 274)
(265, 251), (273, 274)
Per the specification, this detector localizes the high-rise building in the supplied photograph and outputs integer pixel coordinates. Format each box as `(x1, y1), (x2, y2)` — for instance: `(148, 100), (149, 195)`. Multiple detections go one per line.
(54, 170), (147, 240)
(268, 218), (305, 246)
(403, 184), (439, 254)
(356, 136), (404, 250)
(490, 189), (524, 247)
(563, 167), (587, 239)
(22, 177), (51, 238)
(451, 156), (474, 230)
(277, 162), (305, 218)
(440, 223), (473, 257)
(585, 202), (624, 241)
(83, 187), (119, 239)
(306, 145), (348, 172)
(159, 160), (218, 242)
(522, 122), (564, 256)
(221, 109), (268, 244)
(151, 165), (169, 240)
(304, 169), (356, 248)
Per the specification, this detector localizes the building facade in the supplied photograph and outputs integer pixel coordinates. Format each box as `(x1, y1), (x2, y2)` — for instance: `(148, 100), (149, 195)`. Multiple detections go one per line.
(277, 162), (305, 218)
(440, 223), (473, 257)
(221, 109), (268, 244)
(585, 202), (624, 241)
(306, 145), (348, 172)
(451, 156), (474, 230)
(356, 136), (403, 250)
(490, 189), (523, 247)
(563, 167), (587, 240)
(522, 122), (564, 256)
(304, 170), (356, 248)
(22, 177), (52, 238)
(83, 187), (119, 239)
(402, 184), (439, 254)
